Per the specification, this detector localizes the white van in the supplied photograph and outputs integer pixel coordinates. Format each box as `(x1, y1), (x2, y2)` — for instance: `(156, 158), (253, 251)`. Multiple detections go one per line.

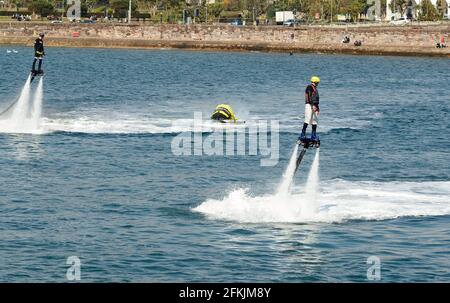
(390, 17), (410, 26)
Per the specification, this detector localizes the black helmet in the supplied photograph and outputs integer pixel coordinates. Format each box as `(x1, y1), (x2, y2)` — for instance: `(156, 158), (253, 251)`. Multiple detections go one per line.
(39, 32), (45, 38)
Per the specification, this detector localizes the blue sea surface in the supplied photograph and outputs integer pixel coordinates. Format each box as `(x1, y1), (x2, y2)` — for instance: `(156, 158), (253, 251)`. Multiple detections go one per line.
(0, 47), (449, 282)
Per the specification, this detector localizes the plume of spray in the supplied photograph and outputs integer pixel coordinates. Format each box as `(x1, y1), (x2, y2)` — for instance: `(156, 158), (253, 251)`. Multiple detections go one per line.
(276, 144), (299, 196)
(30, 77), (43, 129)
(0, 75), (44, 133)
(302, 149), (320, 217)
(8, 75), (32, 129)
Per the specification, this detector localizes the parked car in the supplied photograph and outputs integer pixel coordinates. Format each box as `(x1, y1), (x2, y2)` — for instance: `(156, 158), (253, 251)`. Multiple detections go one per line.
(47, 15), (59, 21)
(283, 19), (295, 26)
(230, 19), (243, 26)
(80, 19), (96, 24)
(390, 17), (410, 26)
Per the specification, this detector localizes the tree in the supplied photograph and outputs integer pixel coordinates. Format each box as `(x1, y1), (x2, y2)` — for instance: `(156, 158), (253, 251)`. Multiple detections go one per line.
(418, 0), (439, 21)
(340, 0), (365, 21)
(136, 0), (158, 15)
(29, 0), (54, 17)
(83, 0), (99, 13)
(223, 0), (240, 11)
(242, 0), (267, 20)
(390, 0), (408, 16)
(110, 0), (137, 18)
(208, 1), (225, 19)
(7, 0), (25, 11)
(436, 0), (448, 18)
(381, 0), (387, 16)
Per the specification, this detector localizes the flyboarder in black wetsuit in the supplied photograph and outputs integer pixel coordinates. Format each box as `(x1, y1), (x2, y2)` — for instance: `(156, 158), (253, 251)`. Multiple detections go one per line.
(31, 33), (45, 76)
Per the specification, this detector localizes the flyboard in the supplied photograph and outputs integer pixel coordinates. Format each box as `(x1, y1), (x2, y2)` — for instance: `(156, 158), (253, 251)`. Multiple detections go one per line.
(294, 109), (320, 174)
(294, 137), (320, 174)
(0, 70), (43, 117)
(30, 69), (44, 83)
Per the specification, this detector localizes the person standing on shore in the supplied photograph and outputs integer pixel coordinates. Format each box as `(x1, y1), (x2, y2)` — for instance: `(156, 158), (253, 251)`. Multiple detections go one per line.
(31, 33), (45, 74)
(298, 76), (320, 142)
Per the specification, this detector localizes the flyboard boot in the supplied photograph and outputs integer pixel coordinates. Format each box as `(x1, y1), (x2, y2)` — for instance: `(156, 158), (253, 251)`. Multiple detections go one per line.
(297, 130), (307, 144)
(310, 132), (320, 148)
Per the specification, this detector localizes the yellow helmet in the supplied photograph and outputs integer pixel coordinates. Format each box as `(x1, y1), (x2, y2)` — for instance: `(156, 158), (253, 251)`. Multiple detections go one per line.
(311, 76), (320, 83)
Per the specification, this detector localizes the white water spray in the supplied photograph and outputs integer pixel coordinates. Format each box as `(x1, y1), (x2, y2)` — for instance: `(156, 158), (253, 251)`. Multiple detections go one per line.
(276, 144), (299, 195)
(8, 75), (32, 129)
(194, 145), (322, 223)
(302, 149), (320, 216)
(30, 77), (44, 130)
(0, 76), (44, 133)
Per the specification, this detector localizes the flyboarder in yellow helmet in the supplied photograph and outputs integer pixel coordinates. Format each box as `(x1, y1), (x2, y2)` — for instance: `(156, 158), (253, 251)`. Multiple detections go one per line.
(211, 104), (237, 122)
(299, 76), (320, 143)
(294, 76), (321, 175)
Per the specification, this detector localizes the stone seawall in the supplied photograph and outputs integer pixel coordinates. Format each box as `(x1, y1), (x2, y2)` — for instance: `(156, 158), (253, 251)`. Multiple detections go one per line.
(0, 22), (449, 57)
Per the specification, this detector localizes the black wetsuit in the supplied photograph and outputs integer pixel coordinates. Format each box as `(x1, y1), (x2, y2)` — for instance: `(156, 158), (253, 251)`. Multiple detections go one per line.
(32, 38), (44, 72)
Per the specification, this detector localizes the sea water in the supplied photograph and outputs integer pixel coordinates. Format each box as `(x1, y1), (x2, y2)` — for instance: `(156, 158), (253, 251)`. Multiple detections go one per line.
(0, 47), (449, 282)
